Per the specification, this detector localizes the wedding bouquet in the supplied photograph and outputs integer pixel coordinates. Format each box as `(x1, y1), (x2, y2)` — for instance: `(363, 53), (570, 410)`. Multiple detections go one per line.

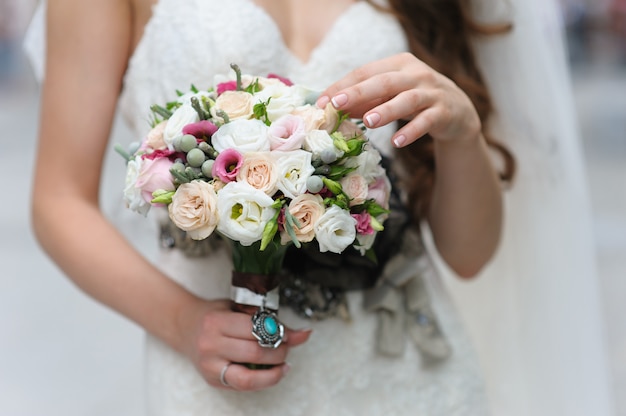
(118, 64), (391, 348)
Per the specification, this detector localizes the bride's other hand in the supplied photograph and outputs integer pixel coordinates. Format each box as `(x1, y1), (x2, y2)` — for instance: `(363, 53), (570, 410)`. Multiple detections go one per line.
(178, 299), (312, 391)
(316, 52), (481, 148)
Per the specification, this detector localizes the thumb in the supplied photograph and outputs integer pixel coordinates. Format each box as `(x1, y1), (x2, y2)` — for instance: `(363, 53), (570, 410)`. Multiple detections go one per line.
(284, 328), (313, 347)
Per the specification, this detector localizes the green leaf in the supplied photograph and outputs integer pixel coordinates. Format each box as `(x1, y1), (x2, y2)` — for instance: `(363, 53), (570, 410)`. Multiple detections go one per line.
(190, 84), (199, 93)
(327, 165), (357, 181)
(114, 144), (132, 162)
(364, 199), (390, 217)
(150, 104), (173, 119)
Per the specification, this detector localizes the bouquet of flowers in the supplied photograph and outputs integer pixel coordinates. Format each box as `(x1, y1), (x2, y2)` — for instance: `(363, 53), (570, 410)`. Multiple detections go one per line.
(118, 64), (392, 349)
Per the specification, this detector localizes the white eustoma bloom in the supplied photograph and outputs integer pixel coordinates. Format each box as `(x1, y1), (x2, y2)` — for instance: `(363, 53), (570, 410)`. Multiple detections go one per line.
(216, 181), (276, 246)
(254, 83), (308, 122)
(304, 129), (343, 162)
(314, 205), (357, 254)
(176, 90), (215, 106)
(344, 144), (385, 182)
(355, 233), (377, 256)
(272, 149), (315, 199)
(212, 119), (270, 153)
(123, 156), (151, 216)
(162, 104), (199, 148)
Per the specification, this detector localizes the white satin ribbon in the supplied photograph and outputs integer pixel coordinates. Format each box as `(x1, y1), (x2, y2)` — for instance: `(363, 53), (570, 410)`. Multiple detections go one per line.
(230, 286), (280, 310)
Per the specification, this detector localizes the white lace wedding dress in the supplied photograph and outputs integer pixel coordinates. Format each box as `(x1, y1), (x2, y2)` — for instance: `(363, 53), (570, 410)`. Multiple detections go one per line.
(23, 0), (615, 415)
(115, 1), (489, 415)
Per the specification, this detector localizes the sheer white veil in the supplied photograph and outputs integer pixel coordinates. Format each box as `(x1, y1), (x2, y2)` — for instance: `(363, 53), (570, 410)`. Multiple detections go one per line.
(424, 0), (616, 414)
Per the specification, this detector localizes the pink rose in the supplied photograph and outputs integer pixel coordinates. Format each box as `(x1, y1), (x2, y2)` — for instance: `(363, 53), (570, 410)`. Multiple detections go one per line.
(217, 80), (237, 95)
(352, 212), (374, 235)
(367, 176), (391, 209)
(268, 114), (306, 151)
(212, 148), (243, 183)
(135, 157), (175, 205)
(340, 174), (369, 207)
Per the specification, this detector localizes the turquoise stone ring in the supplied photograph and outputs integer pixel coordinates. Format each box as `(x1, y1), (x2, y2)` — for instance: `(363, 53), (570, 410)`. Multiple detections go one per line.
(252, 308), (285, 348)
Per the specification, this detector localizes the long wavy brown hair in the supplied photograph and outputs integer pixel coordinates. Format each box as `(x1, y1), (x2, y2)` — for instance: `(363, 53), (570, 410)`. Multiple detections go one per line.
(367, 0), (516, 223)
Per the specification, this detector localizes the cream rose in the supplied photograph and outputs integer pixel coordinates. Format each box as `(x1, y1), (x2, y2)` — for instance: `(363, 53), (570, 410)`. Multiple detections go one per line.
(236, 152), (278, 196)
(141, 121), (168, 151)
(168, 181), (219, 240)
(340, 174), (369, 207)
(211, 90), (255, 121)
(281, 194), (325, 244)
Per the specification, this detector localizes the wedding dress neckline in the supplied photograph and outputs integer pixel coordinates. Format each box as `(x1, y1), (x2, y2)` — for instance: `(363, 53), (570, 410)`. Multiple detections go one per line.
(242, 0), (363, 67)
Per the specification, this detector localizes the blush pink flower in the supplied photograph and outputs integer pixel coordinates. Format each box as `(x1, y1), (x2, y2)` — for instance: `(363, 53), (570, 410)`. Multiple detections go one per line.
(367, 176), (391, 209)
(212, 148), (243, 183)
(182, 120), (218, 139)
(352, 212), (374, 235)
(267, 73), (293, 86)
(135, 157), (175, 205)
(268, 114), (306, 151)
(217, 80), (238, 95)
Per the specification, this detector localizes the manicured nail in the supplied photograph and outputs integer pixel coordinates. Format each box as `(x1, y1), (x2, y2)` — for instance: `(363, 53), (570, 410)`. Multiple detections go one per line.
(331, 93), (348, 108)
(282, 363), (291, 376)
(316, 95), (330, 108)
(393, 134), (407, 148)
(365, 113), (381, 128)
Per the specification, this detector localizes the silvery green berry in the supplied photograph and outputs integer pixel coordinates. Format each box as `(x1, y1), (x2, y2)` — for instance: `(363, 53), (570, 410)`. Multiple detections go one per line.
(180, 134), (198, 152)
(187, 148), (206, 167)
(306, 176), (324, 193)
(198, 142), (210, 153)
(172, 136), (182, 151)
(171, 162), (185, 172)
(320, 148), (337, 164)
(201, 159), (215, 178)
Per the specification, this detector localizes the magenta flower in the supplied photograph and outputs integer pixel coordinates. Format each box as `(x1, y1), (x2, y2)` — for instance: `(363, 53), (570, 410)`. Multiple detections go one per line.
(212, 148), (243, 183)
(267, 73), (293, 86)
(352, 212), (374, 235)
(217, 80), (238, 95)
(183, 120), (218, 139)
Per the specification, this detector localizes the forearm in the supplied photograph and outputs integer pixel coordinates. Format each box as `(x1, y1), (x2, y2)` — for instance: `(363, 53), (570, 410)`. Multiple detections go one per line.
(428, 133), (503, 277)
(31, 194), (200, 352)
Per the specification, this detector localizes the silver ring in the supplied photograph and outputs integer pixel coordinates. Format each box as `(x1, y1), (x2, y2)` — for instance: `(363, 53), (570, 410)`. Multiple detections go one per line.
(219, 363), (232, 387)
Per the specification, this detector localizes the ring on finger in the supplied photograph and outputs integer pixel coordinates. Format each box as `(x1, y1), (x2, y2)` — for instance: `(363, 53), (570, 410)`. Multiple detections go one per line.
(220, 362), (232, 387)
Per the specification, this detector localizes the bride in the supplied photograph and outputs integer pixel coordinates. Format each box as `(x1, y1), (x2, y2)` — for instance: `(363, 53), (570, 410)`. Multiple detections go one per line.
(25, 0), (614, 414)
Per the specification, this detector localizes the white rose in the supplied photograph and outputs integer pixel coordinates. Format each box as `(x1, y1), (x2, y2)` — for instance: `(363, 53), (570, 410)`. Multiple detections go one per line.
(123, 156), (150, 216)
(216, 181), (276, 246)
(211, 90), (255, 121)
(304, 129), (344, 161)
(272, 149), (315, 199)
(212, 119), (270, 153)
(314, 205), (357, 254)
(236, 152), (279, 196)
(340, 174), (369, 206)
(168, 181), (219, 240)
(163, 104), (199, 148)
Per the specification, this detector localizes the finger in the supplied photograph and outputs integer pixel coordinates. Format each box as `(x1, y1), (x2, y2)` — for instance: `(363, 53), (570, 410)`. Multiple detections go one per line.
(225, 362), (291, 392)
(221, 338), (289, 365)
(317, 56), (410, 104)
(284, 328), (313, 347)
(392, 107), (440, 148)
(363, 89), (436, 129)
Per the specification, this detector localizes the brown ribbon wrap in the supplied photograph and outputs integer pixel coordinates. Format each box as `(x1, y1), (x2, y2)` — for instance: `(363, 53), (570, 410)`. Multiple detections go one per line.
(230, 271), (280, 315)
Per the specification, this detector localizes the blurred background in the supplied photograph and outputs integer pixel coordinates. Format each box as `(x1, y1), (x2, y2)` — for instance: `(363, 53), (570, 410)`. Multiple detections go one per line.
(1, 0), (624, 415)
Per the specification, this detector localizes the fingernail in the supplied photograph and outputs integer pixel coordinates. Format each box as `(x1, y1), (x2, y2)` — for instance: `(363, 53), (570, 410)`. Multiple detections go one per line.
(282, 363), (291, 376)
(316, 95), (330, 108)
(331, 93), (348, 108)
(393, 135), (407, 148)
(365, 113), (381, 128)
